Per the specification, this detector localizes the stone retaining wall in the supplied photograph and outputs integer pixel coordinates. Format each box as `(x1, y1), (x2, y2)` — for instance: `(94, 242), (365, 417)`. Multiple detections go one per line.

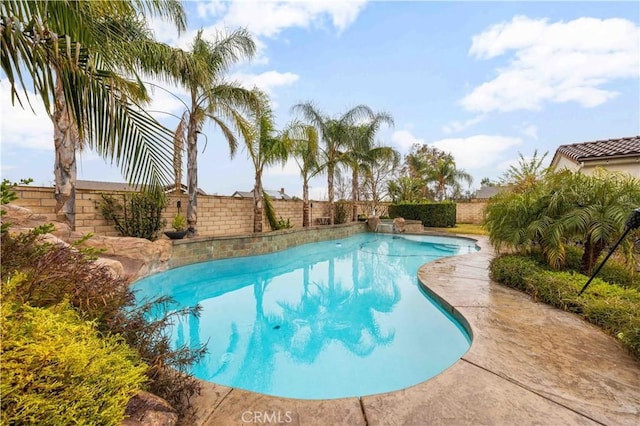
(169, 222), (367, 268)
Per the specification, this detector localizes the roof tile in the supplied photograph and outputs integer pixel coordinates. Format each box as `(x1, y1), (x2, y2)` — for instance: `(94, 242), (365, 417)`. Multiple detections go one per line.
(557, 136), (640, 162)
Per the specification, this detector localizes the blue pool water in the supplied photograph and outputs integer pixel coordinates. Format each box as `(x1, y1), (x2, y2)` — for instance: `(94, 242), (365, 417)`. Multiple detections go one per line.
(133, 233), (479, 399)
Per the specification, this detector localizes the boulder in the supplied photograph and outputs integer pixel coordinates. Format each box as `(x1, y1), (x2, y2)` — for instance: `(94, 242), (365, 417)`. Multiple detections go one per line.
(73, 236), (172, 280)
(392, 217), (406, 233)
(3, 204), (170, 281)
(122, 391), (178, 426)
(3, 204), (70, 235)
(367, 216), (381, 232)
(94, 257), (126, 280)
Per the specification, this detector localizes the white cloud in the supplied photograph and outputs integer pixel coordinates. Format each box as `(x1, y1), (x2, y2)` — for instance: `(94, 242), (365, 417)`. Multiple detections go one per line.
(391, 130), (424, 152)
(463, 16), (640, 113)
(231, 71), (299, 97)
(442, 115), (485, 134)
(519, 123), (538, 140)
(198, 0), (368, 38)
(430, 135), (523, 170)
(0, 79), (53, 151)
(265, 158), (300, 177)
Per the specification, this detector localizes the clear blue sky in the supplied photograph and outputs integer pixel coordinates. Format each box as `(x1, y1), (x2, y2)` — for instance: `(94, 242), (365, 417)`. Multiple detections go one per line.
(2, 1), (638, 199)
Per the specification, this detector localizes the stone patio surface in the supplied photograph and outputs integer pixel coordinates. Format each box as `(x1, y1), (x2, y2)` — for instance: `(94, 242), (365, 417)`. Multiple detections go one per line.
(189, 235), (639, 426)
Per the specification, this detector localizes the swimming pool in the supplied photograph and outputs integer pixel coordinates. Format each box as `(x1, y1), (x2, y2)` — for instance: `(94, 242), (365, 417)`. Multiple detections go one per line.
(133, 233), (479, 399)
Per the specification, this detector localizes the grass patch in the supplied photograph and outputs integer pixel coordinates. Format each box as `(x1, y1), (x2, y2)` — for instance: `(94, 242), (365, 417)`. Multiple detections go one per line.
(430, 223), (488, 235)
(490, 254), (640, 360)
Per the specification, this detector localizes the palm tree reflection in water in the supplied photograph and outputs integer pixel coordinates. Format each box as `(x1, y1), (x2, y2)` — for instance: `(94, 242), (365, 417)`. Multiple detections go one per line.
(160, 235), (472, 397)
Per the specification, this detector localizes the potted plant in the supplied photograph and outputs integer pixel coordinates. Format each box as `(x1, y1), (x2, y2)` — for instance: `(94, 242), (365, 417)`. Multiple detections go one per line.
(164, 213), (188, 239)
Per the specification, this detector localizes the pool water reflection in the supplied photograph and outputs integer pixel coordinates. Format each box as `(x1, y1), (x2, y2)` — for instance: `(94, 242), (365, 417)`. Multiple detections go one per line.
(133, 233), (478, 399)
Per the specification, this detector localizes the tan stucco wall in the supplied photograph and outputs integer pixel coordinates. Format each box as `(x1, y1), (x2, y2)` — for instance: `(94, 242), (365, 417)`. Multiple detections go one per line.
(552, 156), (640, 178)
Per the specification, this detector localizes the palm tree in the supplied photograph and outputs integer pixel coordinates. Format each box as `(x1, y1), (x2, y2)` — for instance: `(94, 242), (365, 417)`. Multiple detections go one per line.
(386, 176), (424, 203)
(282, 122), (320, 227)
(291, 103), (380, 225)
(167, 29), (257, 236)
(500, 150), (549, 193)
(427, 156), (473, 201)
(1, 1), (187, 228)
(343, 120), (396, 221)
(486, 168), (640, 274)
(243, 90), (290, 233)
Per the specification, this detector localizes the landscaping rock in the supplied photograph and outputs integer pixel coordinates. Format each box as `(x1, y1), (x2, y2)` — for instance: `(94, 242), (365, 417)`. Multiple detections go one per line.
(71, 235), (171, 281)
(392, 217), (406, 233)
(122, 391), (178, 426)
(3, 204), (70, 235)
(3, 204), (170, 281)
(367, 216), (380, 232)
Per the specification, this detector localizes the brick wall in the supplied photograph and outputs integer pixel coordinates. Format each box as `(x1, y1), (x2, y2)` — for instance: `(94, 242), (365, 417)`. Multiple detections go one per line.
(10, 186), (352, 236)
(456, 201), (486, 224)
(11, 186), (481, 233)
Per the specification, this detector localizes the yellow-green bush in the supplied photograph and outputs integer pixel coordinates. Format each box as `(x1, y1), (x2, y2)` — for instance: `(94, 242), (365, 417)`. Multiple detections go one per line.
(1, 275), (147, 425)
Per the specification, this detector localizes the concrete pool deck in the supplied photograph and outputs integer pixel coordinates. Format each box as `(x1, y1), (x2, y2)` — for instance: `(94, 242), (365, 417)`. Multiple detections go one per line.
(189, 235), (639, 425)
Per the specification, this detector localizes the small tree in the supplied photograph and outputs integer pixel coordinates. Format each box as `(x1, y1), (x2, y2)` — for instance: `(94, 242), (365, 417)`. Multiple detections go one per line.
(486, 168), (640, 274)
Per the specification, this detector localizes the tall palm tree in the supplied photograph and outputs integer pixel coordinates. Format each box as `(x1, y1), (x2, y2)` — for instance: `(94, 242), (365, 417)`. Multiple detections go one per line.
(243, 90), (290, 233)
(168, 29), (257, 236)
(343, 119), (395, 221)
(427, 156), (473, 201)
(282, 122), (320, 227)
(1, 0), (187, 228)
(291, 103), (379, 225)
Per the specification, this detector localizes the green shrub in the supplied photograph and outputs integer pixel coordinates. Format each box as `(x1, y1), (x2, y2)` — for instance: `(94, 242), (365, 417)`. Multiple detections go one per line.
(389, 201), (456, 227)
(1, 275), (147, 425)
(490, 255), (640, 360)
(171, 213), (187, 232)
(1, 229), (205, 417)
(276, 217), (292, 229)
(100, 191), (166, 241)
(334, 200), (349, 224)
(532, 245), (639, 290)
(488, 255), (540, 292)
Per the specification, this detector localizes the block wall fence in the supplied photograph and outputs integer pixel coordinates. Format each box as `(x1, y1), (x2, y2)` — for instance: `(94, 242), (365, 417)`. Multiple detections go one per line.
(10, 186), (486, 236)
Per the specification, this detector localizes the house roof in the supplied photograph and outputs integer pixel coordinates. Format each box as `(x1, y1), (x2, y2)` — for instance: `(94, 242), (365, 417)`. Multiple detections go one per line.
(164, 183), (207, 196)
(76, 180), (136, 191)
(232, 189), (292, 200)
(475, 186), (501, 199)
(554, 136), (640, 163)
(75, 180), (207, 195)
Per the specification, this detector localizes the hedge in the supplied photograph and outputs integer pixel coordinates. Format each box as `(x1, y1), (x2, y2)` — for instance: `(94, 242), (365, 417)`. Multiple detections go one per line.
(388, 202), (456, 227)
(490, 255), (640, 360)
(1, 275), (148, 425)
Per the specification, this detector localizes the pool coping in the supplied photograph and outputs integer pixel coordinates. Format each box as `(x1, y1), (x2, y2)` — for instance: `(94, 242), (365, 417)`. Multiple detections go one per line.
(187, 233), (640, 426)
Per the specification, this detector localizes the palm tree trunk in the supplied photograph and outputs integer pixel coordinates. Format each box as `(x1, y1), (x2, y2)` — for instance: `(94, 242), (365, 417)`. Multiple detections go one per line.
(53, 73), (77, 230)
(351, 168), (359, 222)
(186, 112), (198, 236)
(253, 172), (263, 233)
(581, 236), (606, 275)
(302, 178), (310, 227)
(328, 163), (335, 225)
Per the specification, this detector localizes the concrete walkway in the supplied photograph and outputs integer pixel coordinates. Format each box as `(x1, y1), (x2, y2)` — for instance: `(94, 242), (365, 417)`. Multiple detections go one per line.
(190, 235), (639, 426)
